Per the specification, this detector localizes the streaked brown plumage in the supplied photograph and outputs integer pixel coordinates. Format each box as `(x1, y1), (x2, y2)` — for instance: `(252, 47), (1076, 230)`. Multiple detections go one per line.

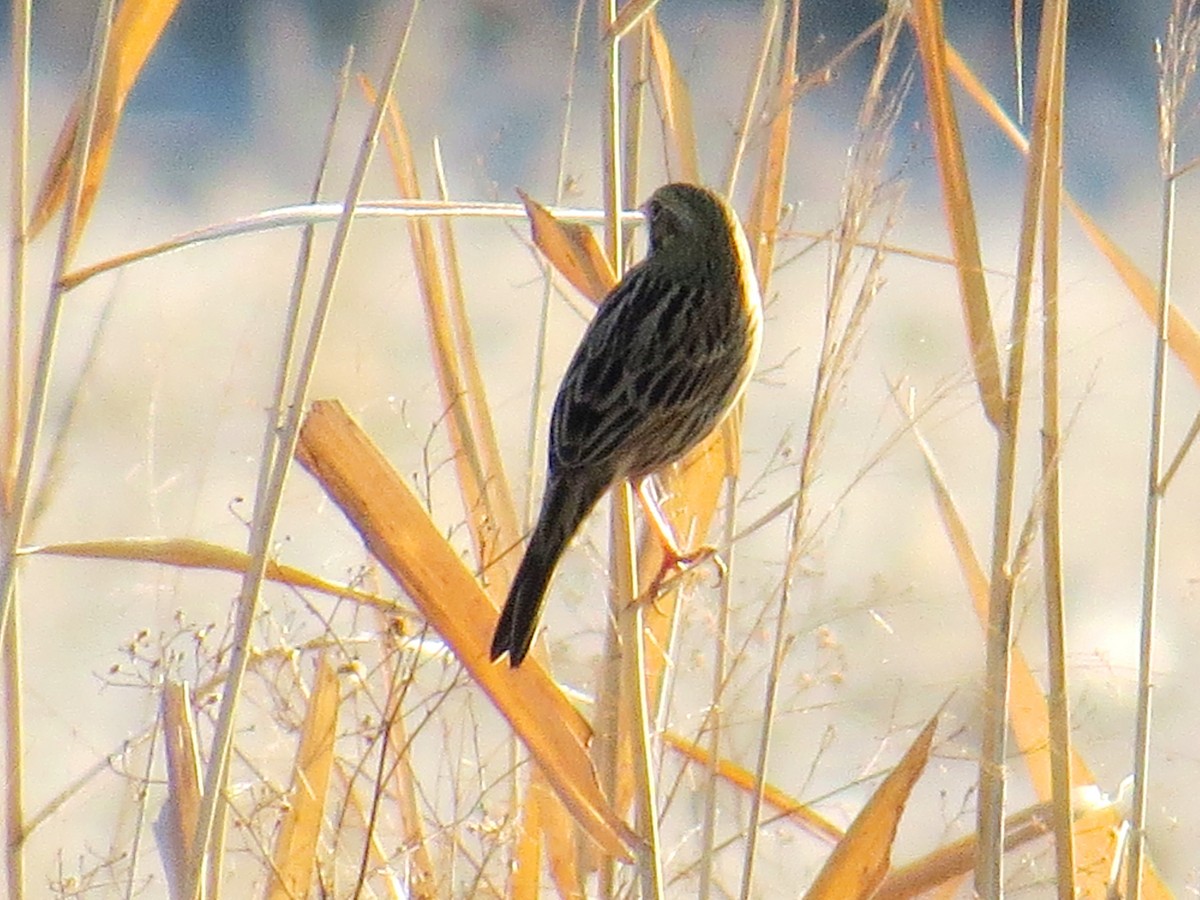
(491, 183), (762, 667)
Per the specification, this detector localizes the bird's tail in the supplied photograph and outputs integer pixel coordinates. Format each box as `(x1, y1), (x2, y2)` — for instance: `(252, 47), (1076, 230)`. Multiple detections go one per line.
(491, 471), (606, 667)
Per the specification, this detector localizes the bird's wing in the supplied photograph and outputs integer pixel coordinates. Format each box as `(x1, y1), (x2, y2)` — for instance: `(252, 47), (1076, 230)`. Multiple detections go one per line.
(548, 265), (742, 476)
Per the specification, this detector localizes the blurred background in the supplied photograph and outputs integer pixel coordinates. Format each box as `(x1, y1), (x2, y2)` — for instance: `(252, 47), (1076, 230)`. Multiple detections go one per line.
(2, 0), (1198, 896)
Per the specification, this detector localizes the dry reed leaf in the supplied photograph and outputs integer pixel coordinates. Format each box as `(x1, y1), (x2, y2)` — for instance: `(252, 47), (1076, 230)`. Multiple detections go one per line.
(361, 77), (516, 596)
(512, 777), (543, 900)
(646, 15), (700, 184)
(943, 43), (1200, 389)
(874, 800), (1055, 898)
(266, 655), (339, 900)
(911, 423), (1172, 896)
(519, 190), (618, 305)
(747, 0), (799, 297)
(160, 682), (202, 892)
(432, 150), (524, 597)
(1069, 199), (1200, 385)
(295, 400), (638, 860)
(513, 768), (586, 900)
(803, 714), (937, 900)
(24, 537), (416, 622)
(661, 729), (844, 845)
(908, 0), (1006, 430)
(29, 0), (182, 243)
(535, 772), (586, 899)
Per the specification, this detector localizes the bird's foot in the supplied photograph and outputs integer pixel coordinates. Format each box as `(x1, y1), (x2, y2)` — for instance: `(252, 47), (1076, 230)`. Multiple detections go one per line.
(639, 542), (726, 607)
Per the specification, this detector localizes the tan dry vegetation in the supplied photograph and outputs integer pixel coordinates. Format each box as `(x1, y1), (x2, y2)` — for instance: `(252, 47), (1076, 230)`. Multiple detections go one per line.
(1, 1), (1198, 898)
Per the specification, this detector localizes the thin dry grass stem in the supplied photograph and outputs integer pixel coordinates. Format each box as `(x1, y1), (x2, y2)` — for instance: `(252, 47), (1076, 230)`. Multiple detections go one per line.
(937, 0), (1064, 887)
(512, 5), (590, 881)
(525, 0), (589, 529)
(352, 646), (435, 899)
(326, 710), (417, 899)
(195, 87), (355, 892)
(185, 5), (424, 895)
(614, 485), (664, 900)
(161, 683), (203, 886)
(1, 16), (28, 864)
(610, 26), (736, 866)
(2, 605), (22, 900)
(382, 687), (440, 900)
(366, 87), (516, 603)
(1013, 2), (1026, 126)
(738, 9), (798, 895)
(895, 380), (1165, 896)
(777, 228), (1016, 278)
(615, 16), (664, 900)
(1128, 3), (1200, 897)
(627, 433), (724, 698)
(4, 5), (116, 896)
(744, 7), (904, 897)
(613, 428), (728, 819)
(801, 16), (887, 100)
(944, 42), (1200, 389)
(621, 20), (649, 259)
(60, 198), (643, 292)
(197, 53), (348, 890)
(431, 141), (523, 583)
(123, 736), (159, 900)
(1036, 4), (1076, 895)
(646, 14), (699, 185)
(699, 435), (742, 899)
(607, 0), (662, 42)
(744, 0), (797, 303)
(600, 0), (625, 272)
(264, 45), (353, 488)
(513, 780), (543, 900)
(0, 0), (115, 648)
(25, 292), (118, 528)
(593, 2), (631, 894)
(5, 0), (30, 502)
(723, 0), (780, 202)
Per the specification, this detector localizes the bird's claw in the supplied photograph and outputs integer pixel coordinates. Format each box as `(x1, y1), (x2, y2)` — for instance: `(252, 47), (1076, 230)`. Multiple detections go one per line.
(636, 543), (725, 610)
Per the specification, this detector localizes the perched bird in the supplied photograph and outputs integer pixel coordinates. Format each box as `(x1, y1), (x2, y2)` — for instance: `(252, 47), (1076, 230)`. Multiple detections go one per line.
(491, 182), (762, 667)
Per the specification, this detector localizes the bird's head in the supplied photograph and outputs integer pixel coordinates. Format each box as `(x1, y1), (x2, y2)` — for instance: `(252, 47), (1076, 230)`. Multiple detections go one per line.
(643, 182), (734, 263)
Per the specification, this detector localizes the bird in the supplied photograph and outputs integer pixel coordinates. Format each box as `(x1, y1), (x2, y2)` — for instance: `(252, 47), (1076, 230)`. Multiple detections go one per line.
(490, 182), (762, 667)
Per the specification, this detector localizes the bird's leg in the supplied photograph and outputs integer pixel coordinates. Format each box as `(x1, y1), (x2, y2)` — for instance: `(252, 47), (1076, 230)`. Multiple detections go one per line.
(634, 477), (726, 600)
